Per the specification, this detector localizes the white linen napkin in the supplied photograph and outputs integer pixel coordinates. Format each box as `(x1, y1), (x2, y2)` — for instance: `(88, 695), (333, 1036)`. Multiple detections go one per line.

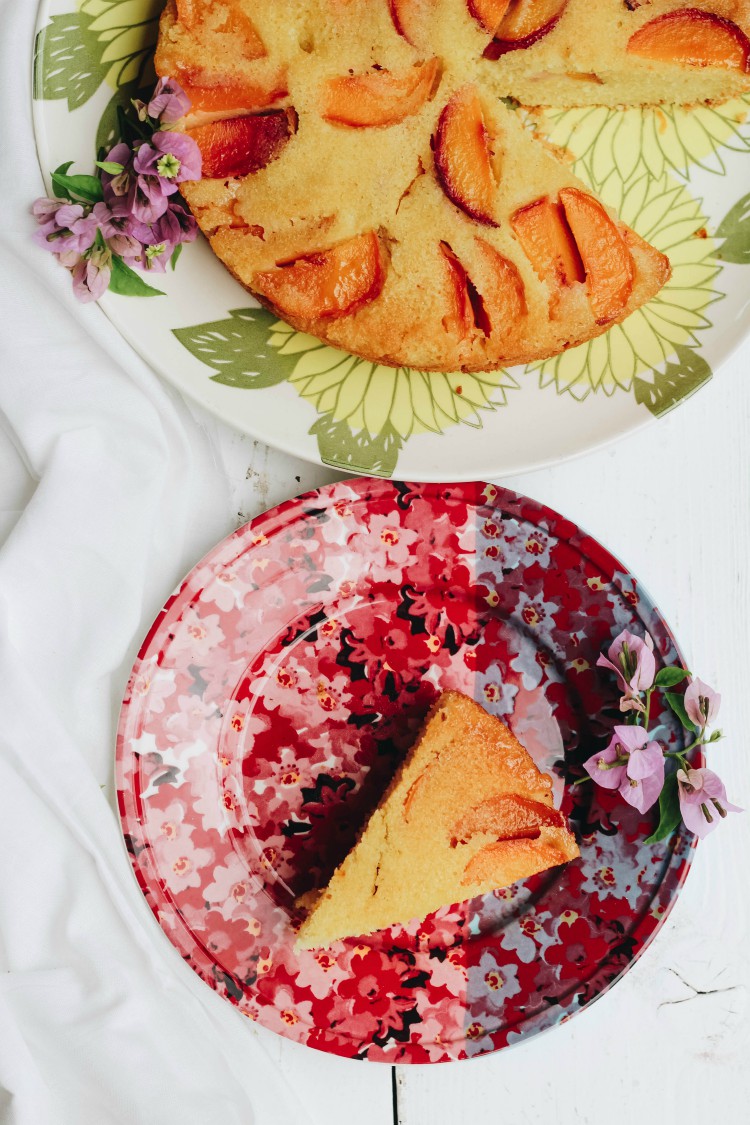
(0, 3), (307, 1122)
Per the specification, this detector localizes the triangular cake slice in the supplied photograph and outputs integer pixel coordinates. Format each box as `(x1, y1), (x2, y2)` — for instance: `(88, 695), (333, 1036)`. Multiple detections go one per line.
(295, 690), (579, 948)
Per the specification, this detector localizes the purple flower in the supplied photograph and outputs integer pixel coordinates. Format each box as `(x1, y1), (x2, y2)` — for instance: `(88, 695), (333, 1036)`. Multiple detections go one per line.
(677, 767), (741, 838)
(71, 243), (112, 303)
(31, 198), (101, 266)
(133, 131), (201, 189)
(147, 77), (191, 126)
(597, 629), (656, 713)
(584, 724), (665, 813)
(684, 678), (721, 730)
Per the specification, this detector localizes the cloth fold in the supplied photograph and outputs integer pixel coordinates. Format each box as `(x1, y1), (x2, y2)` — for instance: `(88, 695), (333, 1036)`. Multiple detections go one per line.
(0, 3), (305, 1122)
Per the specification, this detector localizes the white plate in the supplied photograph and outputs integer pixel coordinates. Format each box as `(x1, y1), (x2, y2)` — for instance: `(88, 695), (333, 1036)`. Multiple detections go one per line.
(32, 0), (750, 480)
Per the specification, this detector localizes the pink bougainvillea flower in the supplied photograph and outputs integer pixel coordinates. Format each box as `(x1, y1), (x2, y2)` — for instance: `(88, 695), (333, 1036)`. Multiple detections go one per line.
(684, 678), (721, 730)
(676, 767), (741, 838)
(71, 243), (112, 302)
(133, 131), (201, 190)
(597, 629), (656, 712)
(32, 200), (99, 260)
(147, 76), (191, 125)
(584, 724), (664, 813)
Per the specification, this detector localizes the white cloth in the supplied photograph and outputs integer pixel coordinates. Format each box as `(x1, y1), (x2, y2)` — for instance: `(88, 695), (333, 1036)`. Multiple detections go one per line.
(0, 3), (306, 1123)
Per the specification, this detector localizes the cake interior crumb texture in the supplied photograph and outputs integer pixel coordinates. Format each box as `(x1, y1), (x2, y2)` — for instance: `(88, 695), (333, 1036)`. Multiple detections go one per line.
(152, 1), (750, 372)
(295, 690), (580, 949)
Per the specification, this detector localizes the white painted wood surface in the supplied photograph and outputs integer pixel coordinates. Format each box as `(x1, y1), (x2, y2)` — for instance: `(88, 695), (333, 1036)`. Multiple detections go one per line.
(191, 336), (750, 1124)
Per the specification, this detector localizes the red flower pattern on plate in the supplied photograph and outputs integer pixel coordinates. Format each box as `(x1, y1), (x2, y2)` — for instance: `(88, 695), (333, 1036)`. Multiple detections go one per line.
(116, 480), (696, 1063)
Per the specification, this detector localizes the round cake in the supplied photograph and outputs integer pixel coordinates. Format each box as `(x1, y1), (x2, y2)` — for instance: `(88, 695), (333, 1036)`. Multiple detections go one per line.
(155, 1), (750, 373)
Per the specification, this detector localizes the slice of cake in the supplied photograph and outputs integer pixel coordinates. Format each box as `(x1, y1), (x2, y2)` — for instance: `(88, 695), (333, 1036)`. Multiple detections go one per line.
(295, 690), (579, 948)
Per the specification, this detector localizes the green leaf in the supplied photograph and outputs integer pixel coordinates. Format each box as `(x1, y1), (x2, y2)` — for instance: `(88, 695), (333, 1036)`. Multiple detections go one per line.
(95, 160), (124, 175)
(654, 666), (691, 688)
(713, 192), (750, 265)
(310, 416), (403, 477)
(50, 161), (74, 199)
(170, 243), (183, 271)
(633, 345), (712, 418)
(645, 771), (682, 844)
(33, 13), (109, 111)
(173, 307), (298, 389)
(665, 691), (698, 733)
(96, 82), (153, 155)
(51, 171), (103, 204)
(108, 257), (165, 298)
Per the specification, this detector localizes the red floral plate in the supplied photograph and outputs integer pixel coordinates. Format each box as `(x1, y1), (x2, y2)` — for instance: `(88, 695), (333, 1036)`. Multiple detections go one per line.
(116, 479), (695, 1063)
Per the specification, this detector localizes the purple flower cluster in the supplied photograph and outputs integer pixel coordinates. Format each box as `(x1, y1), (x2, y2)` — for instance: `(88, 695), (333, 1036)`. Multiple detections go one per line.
(585, 629), (741, 839)
(31, 78), (200, 301)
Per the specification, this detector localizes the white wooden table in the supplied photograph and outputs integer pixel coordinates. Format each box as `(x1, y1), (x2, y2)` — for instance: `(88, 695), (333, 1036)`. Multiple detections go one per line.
(194, 339), (750, 1125)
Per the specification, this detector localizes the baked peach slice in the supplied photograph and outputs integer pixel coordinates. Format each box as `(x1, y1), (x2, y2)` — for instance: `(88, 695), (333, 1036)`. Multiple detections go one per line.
(174, 67), (288, 114)
(434, 86), (498, 226)
(176, 0), (266, 58)
(439, 242), (476, 338)
(252, 232), (385, 322)
(468, 0), (511, 35)
(627, 8), (750, 71)
(452, 793), (564, 844)
(483, 0), (567, 59)
(439, 240), (526, 339)
(559, 188), (634, 323)
(388, 0), (436, 46)
(511, 197), (584, 288)
(472, 238), (527, 333)
(188, 110), (295, 178)
(322, 59), (440, 127)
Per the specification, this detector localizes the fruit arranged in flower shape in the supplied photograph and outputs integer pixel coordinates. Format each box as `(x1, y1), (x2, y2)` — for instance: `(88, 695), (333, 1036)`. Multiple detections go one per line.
(295, 691), (579, 949)
(158, 0), (750, 372)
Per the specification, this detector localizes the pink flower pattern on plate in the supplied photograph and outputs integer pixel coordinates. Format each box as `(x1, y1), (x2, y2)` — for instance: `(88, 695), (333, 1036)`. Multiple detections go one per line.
(117, 480), (696, 1063)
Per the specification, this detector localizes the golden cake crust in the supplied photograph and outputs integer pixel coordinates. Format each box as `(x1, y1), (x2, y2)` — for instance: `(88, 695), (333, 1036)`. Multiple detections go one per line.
(295, 690), (580, 948)
(156, 1), (749, 373)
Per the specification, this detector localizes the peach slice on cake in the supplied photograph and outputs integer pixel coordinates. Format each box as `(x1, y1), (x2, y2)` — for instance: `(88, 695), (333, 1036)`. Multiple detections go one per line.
(468, 0), (511, 36)
(559, 188), (634, 323)
(439, 242), (477, 338)
(252, 232), (385, 323)
(471, 237), (527, 333)
(434, 86), (498, 226)
(439, 240), (526, 339)
(483, 0), (567, 59)
(627, 8), (750, 72)
(322, 59), (440, 128)
(187, 110), (295, 179)
(175, 0), (266, 58)
(511, 197), (584, 288)
(173, 67), (288, 114)
(388, 0), (436, 46)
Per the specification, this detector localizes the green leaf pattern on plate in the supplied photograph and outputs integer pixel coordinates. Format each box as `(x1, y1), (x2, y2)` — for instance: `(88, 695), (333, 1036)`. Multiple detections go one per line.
(713, 192), (750, 264)
(32, 4), (750, 475)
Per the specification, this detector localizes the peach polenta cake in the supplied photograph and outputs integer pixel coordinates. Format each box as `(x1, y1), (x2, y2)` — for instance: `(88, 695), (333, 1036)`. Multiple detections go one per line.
(155, 1), (750, 372)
